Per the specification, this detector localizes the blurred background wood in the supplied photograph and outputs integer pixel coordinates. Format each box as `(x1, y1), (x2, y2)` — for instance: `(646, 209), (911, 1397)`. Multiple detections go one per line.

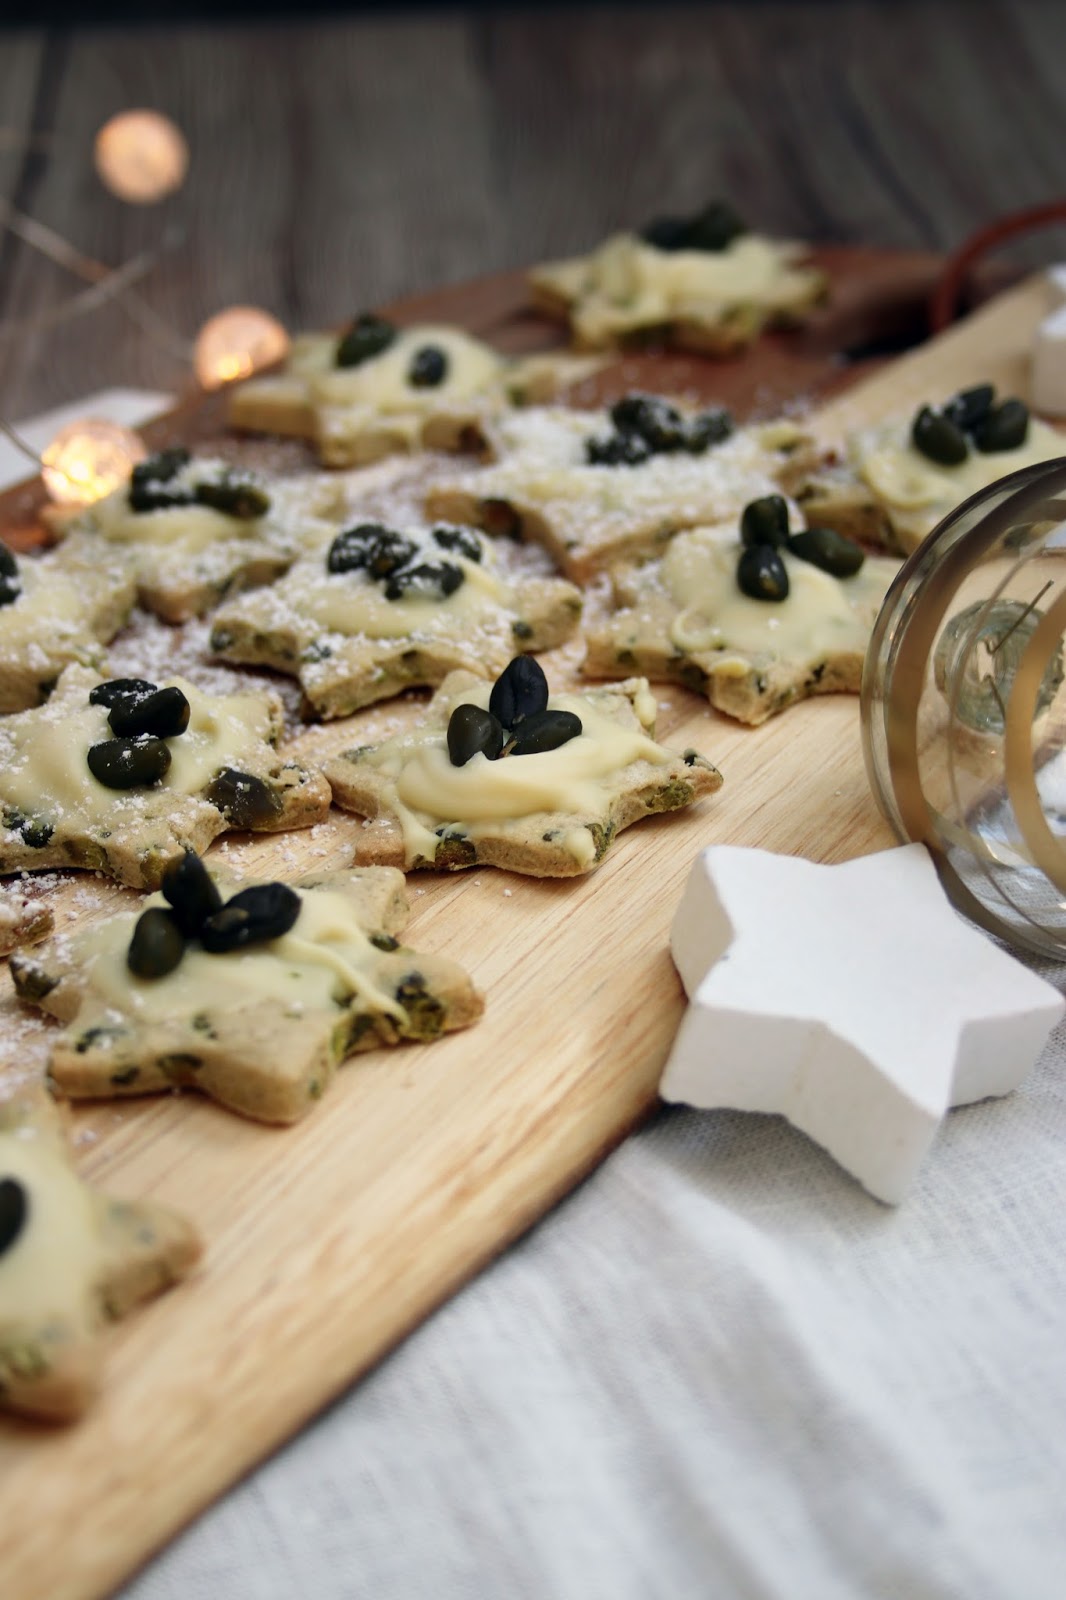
(1, 0), (1065, 419)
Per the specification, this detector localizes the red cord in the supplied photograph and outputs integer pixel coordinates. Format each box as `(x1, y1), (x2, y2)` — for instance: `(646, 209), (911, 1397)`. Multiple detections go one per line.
(929, 200), (1066, 333)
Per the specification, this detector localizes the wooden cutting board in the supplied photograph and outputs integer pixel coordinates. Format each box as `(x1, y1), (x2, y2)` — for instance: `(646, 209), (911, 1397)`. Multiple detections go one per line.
(0, 256), (1059, 1600)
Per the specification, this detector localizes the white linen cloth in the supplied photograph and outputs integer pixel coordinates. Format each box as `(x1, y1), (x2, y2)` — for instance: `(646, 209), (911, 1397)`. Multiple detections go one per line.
(120, 1007), (1066, 1600)
(11, 401), (1063, 1600)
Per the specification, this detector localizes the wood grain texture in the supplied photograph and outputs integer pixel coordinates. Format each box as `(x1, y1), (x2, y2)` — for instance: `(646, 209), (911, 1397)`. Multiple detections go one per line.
(0, 266), (1059, 1600)
(2, 3), (1066, 418)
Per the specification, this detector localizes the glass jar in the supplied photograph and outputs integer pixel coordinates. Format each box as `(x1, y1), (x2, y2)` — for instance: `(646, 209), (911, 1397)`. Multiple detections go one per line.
(862, 456), (1066, 958)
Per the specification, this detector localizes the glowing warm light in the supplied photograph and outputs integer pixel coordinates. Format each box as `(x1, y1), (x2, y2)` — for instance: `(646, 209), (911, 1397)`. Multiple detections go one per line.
(193, 306), (290, 390)
(94, 110), (189, 204)
(41, 419), (147, 507)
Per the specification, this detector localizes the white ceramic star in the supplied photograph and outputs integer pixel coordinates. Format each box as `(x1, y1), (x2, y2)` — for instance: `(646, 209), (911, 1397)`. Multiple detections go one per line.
(661, 843), (1065, 1204)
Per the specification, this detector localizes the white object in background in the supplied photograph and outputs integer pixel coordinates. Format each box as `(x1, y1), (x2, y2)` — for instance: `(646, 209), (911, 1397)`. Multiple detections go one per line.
(1047, 263), (1066, 309)
(661, 843), (1065, 1205)
(1032, 302), (1066, 417)
(0, 389), (170, 492)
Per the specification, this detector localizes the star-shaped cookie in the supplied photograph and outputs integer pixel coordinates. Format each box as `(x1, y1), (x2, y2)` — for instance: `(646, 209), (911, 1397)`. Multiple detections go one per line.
(0, 664), (331, 888)
(661, 844), (1066, 1203)
(426, 401), (816, 582)
(0, 534), (136, 713)
(324, 666), (723, 876)
(228, 318), (600, 468)
(791, 388), (1066, 555)
(46, 450), (345, 621)
(582, 516), (900, 725)
(209, 518), (583, 719)
(529, 213), (825, 353)
(12, 862), (485, 1125)
(0, 1092), (201, 1421)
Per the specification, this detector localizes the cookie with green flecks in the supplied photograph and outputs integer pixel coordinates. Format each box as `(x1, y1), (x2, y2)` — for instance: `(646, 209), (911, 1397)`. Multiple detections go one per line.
(43, 449), (345, 622)
(0, 1091), (201, 1422)
(0, 534), (136, 714)
(528, 206), (826, 354)
(425, 397), (817, 582)
(582, 498), (900, 726)
(11, 858), (484, 1125)
(784, 387), (1066, 557)
(323, 660), (723, 877)
(209, 517), (582, 719)
(0, 664), (330, 889)
(227, 316), (602, 468)
(0, 885), (52, 958)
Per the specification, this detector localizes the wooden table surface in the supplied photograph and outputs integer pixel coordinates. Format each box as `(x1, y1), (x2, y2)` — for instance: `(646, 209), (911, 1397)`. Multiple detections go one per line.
(1, 1), (1066, 421)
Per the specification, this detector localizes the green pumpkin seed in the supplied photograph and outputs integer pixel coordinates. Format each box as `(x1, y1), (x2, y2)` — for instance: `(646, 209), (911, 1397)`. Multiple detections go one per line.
(786, 526), (865, 577)
(489, 655), (549, 727)
(447, 704), (505, 766)
(408, 345), (448, 388)
(0, 1177), (28, 1258)
(336, 313), (396, 369)
(683, 408), (734, 453)
(737, 544), (789, 602)
(162, 849), (224, 937)
(194, 479), (271, 519)
(108, 686), (190, 740)
(585, 432), (652, 467)
(0, 540), (19, 579)
(89, 677), (157, 709)
(943, 383), (995, 433)
(384, 562), (464, 601)
(127, 907), (186, 979)
(200, 882), (301, 952)
(0, 573), (21, 608)
(972, 397), (1030, 454)
(506, 708), (583, 756)
(432, 524), (483, 563)
(204, 767), (283, 829)
(87, 736), (172, 789)
(740, 495), (790, 550)
(610, 393), (686, 452)
(911, 406), (968, 466)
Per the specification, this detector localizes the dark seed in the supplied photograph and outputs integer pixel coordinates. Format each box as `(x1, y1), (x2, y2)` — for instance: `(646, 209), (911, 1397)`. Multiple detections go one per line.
(0, 1177), (28, 1258)
(336, 313), (396, 369)
(586, 432), (652, 467)
(943, 383), (995, 433)
(786, 526), (865, 577)
(972, 397), (1030, 454)
(489, 655), (550, 727)
(911, 406), (968, 467)
(366, 531), (420, 580)
(384, 562), (464, 601)
(89, 677), (157, 709)
(87, 736), (172, 789)
(432, 524), (483, 563)
(326, 522), (393, 574)
(408, 345), (448, 388)
(687, 200), (748, 252)
(737, 544), (790, 602)
(0, 573), (21, 608)
(740, 494), (790, 550)
(610, 393), (686, 452)
(129, 480), (195, 512)
(127, 907), (186, 979)
(132, 446), (190, 486)
(507, 708), (583, 756)
(108, 686), (190, 740)
(194, 479), (271, 519)
(639, 214), (694, 252)
(0, 539), (18, 578)
(204, 767), (283, 829)
(200, 882), (302, 952)
(447, 704), (506, 766)
(161, 849), (224, 938)
(19, 815), (54, 848)
(683, 408), (734, 453)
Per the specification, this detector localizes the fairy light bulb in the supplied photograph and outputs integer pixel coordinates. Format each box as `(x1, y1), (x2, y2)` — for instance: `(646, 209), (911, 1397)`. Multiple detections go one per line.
(193, 306), (290, 389)
(41, 420), (146, 507)
(94, 110), (189, 204)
